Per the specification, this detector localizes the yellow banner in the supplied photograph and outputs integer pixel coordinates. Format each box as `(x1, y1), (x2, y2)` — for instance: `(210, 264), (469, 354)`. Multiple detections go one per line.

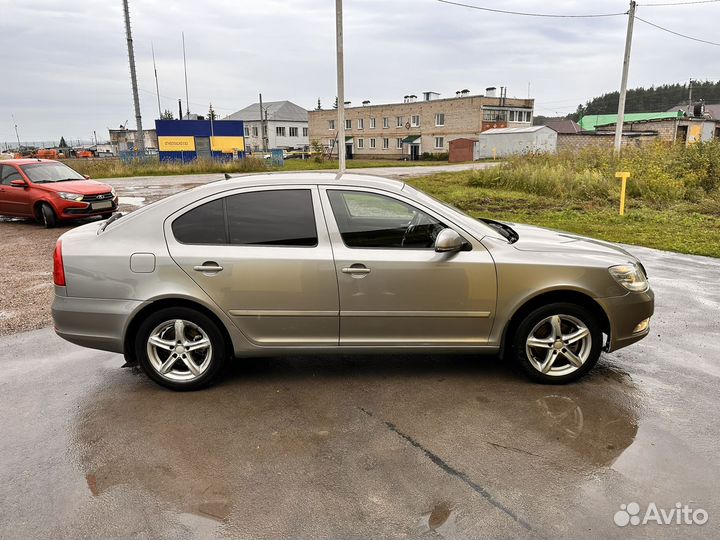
(158, 136), (196, 151)
(211, 136), (245, 153)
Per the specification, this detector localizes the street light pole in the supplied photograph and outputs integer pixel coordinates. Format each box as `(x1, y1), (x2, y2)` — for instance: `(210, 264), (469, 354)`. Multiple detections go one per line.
(614, 0), (636, 154)
(122, 0), (145, 154)
(335, 0), (346, 174)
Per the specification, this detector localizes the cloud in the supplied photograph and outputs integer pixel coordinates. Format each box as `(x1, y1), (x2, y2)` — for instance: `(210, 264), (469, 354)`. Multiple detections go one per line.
(1, 0), (718, 142)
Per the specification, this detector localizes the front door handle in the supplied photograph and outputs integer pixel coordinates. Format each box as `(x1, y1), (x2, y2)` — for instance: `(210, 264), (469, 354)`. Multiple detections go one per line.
(341, 264), (371, 276)
(193, 262), (223, 274)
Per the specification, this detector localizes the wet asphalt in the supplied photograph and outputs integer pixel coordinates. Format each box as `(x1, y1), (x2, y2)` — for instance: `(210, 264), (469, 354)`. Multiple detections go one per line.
(1, 243), (719, 538)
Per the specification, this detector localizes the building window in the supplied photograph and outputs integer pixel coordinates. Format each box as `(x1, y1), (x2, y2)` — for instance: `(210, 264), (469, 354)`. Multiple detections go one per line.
(396, 116), (403, 127)
(276, 126), (286, 137)
(483, 109), (507, 122)
(357, 138), (364, 149)
(357, 118), (364, 130)
(289, 127), (298, 137)
(328, 119), (336, 130)
(370, 117), (376, 129)
(328, 138), (334, 147)
(302, 127), (308, 137)
(382, 138), (389, 149)
(435, 113), (445, 126)
(383, 117), (389, 128)
(253, 144), (259, 151)
(434, 137), (444, 149)
(396, 138), (403, 149)
(252, 126), (258, 137)
(369, 138), (376, 149)
(244, 126), (250, 137)
(345, 119), (352, 130)
(411, 115), (420, 127)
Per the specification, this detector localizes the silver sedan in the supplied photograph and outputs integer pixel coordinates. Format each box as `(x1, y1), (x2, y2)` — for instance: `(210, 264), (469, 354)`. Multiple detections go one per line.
(52, 173), (654, 390)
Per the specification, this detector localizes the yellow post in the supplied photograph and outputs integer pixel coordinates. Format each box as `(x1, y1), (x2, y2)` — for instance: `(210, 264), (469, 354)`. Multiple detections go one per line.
(615, 171), (630, 215)
(492, 147), (497, 160)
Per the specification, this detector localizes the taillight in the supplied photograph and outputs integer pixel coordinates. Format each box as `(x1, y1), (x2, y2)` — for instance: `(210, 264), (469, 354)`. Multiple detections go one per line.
(53, 240), (66, 286)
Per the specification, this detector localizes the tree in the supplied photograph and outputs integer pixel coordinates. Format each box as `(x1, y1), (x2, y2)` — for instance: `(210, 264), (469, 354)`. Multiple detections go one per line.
(208, 103), (217, 121)
(160, 109), (174, 120)
(59, 136), (68, 148)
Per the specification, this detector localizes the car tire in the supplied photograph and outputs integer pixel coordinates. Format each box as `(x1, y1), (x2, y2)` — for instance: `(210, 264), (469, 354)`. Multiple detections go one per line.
(135, 307), (227, 391)
(512, 302), (602, 384)
(39, 203), (57, 228)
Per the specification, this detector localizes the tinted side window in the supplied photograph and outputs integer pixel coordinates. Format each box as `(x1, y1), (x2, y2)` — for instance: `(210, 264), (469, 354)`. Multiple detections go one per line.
(327, 190), (445, 249)
(226, 189), (317, 246)
(172, 198), (227, 244)
(0, 165), (22, 185)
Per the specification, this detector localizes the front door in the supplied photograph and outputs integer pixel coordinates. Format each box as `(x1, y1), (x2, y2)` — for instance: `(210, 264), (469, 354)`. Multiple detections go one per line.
(0, 165), (32, 216)
(410, 144), (420, 161)
(195, 137), (212, 159)
(320, 187), (497, 346)
(166, 186), (339, 346)
(345, 143), (353, 159)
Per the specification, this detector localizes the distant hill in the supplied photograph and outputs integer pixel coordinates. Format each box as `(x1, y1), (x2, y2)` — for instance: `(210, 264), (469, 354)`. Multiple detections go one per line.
(563, 80), (720, 121)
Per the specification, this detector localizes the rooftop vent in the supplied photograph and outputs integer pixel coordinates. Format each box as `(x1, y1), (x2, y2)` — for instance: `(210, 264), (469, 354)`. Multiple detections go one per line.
(362, 100), (370, 106)
(485, 87), (497, 97)
(423, 91), (440, 101)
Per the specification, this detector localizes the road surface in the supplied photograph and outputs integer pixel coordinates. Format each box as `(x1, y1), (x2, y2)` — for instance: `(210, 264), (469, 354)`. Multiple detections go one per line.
(0, 245), (718, 538)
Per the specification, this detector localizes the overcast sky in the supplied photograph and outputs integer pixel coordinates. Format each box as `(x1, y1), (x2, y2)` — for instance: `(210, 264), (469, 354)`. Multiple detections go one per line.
(2, 0), (719, 144)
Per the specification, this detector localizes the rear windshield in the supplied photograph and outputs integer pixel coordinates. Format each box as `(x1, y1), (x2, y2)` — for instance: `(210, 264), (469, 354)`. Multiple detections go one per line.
(21, 162), (85, 183)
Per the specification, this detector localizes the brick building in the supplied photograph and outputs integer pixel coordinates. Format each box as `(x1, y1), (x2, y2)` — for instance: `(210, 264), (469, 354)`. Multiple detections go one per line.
(308, 89), (534, 160)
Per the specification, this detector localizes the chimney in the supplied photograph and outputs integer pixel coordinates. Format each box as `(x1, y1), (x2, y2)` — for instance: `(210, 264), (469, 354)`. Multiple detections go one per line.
(362, 100), (370, 106)
(461, 89), (470, 96)
(485, 87), (497, 97)
(423, 91), (440, 101)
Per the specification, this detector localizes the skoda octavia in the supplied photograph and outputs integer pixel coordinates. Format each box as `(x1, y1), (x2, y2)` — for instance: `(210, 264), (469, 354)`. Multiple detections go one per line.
(52, 173), (653, 390)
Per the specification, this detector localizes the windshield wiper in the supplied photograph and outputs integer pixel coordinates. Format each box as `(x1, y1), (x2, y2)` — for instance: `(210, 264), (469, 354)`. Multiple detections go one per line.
(480, 218), (519, 244)
(98, 212), (123, 234)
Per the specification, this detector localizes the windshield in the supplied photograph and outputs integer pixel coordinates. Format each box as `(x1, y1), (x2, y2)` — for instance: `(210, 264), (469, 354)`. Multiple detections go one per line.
(20, 162), (85, 183)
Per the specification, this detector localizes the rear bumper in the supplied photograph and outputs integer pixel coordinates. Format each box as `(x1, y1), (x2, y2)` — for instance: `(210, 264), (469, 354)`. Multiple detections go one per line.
(52, 292), (142, 353)
(596, 287), (655, 352)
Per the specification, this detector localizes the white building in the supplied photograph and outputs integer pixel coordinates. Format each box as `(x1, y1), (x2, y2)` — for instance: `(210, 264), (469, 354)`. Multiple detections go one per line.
(476, 125), (557, 158)
(224, 100), (309, 152)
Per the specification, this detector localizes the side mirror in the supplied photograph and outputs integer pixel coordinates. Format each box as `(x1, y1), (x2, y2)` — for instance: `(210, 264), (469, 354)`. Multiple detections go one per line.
(9, 179), (27, 188)
(434, 228), (467, 253)
(83, 174), (91, 180)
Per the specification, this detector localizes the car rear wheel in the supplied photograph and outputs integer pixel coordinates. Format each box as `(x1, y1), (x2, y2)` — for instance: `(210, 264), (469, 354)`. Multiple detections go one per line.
(135, 307), (227, 390)
(39, 203), (57, 228)
(512, 302), (602, 384)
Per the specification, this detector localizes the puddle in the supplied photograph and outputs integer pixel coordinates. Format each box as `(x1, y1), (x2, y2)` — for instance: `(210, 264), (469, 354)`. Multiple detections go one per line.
(119, 196), (146, 207)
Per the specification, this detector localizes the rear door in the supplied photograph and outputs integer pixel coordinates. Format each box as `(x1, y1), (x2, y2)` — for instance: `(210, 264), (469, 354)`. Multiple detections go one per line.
(165, 186), (339, 346)
(0, 165), (32, 216)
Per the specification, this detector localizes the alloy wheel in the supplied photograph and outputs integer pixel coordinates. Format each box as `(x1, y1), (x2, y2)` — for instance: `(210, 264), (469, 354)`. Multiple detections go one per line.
(525, 314), (592, 377)
(146, 319), (213, 382)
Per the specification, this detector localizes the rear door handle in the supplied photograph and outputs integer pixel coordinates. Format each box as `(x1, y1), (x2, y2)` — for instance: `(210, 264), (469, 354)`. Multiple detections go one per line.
(193, 262), (223, 273)
(341, 264), (371, 275)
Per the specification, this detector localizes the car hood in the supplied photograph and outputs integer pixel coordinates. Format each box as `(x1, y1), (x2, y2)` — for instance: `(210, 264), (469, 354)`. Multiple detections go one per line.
(37, 179), (112, 195)
(506, 222), (636, 260)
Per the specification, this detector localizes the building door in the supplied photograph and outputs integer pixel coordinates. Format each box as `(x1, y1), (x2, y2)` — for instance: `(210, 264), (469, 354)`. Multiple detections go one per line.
(410, 144), (420, 161)
(676, 126), (688, 144)
(345, 143), (354, 160)
(195, 137), (212, 159)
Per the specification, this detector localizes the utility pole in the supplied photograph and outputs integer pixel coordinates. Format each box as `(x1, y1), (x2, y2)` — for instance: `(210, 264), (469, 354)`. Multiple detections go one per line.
(12, 114), (21, 150)
(259, 93), (268, 152)
(335, 0), (346, 173)
(178, 99), (183, 121)
(152, 42), (162, 118)
(182, 32), (190, 118)
(122, 0), (144, 154)
(614, 0), (636, 154)
(688, 78), (694, 112)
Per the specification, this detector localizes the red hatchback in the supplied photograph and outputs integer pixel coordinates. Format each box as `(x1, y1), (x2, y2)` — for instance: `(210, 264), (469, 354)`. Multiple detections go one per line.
(0, 159), (118, 227)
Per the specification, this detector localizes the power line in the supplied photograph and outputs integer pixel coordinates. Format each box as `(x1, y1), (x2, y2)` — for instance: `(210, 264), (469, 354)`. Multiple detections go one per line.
(640, 0), (720, 6)
(635, 16), (720, 46)
(435, 0), (626, 18)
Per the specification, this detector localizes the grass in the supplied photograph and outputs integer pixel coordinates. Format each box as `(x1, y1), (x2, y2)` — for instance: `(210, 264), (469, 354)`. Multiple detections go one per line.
(63, 157), (446, 179)
(409, 158), (720, 258)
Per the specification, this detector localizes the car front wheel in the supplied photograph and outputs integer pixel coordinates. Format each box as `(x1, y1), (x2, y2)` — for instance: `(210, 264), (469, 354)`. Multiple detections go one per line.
(135, 307), (227, 390)
(512, 302), (602, 384)
(39, 203), (57, 228)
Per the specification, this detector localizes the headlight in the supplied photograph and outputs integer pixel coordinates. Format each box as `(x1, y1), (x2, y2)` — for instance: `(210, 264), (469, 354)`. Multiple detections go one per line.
(609, 264), (648, 292)
(110, 187), (116, 197)
(58, 192), (84, 202)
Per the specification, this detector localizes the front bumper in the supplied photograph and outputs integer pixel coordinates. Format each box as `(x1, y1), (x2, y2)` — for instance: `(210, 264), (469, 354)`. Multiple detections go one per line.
(52, 290), (142, 353)
(596, 287), (655, 352)
(59, 197), (118, 218)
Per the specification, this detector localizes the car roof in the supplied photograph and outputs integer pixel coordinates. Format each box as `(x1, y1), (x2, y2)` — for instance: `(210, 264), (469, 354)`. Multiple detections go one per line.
(1, 158), (57, 165)
(215, 171), (406, 192)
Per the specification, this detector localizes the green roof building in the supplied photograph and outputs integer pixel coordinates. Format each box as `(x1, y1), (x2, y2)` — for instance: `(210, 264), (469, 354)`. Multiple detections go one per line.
(578, 111), (685, 132)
